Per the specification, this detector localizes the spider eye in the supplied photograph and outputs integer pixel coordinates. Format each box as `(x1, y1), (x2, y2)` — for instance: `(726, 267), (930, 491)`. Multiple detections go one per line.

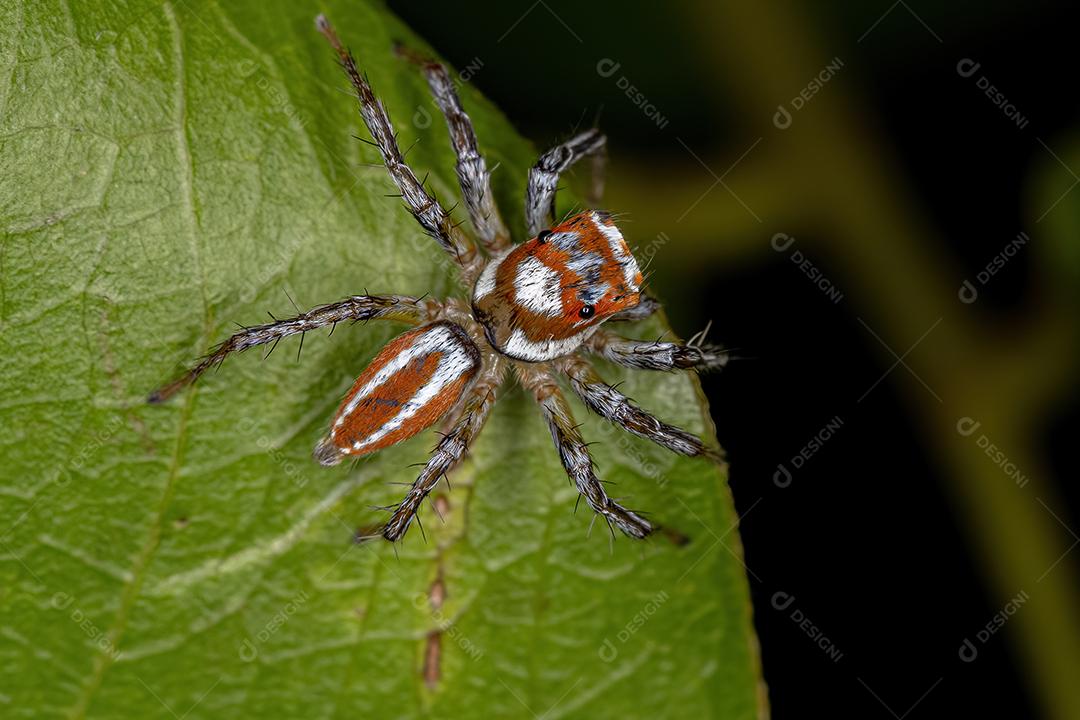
(578, 305), (595, 319)
(537, 230), (552, 243)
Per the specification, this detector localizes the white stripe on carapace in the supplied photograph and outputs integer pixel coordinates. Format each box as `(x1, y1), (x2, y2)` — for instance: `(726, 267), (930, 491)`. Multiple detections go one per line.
(591, 212), (641, 291)
(347, 337), (475, 453)
(503, 327), (594, 362)
(473, 246), (512, 301)
(513, 256), (563, 317)
(332, 324), (456, 439)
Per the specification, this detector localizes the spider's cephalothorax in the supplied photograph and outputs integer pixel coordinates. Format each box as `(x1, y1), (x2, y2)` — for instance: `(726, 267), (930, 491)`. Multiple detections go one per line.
(473, 210), (643, 362)
(149, 15), (729, 542)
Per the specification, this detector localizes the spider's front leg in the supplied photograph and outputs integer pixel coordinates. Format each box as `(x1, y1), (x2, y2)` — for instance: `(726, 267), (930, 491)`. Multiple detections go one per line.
(585, 328), (729, 372)
(148, 295), (426, 403)
(316, 16), (482, 282)
(555, 354), (723, 461)
(526, 128), (607, 236)
(516, 363), (653, 539)
(382, 355), (505, 541)
(397, 46), (510, 253)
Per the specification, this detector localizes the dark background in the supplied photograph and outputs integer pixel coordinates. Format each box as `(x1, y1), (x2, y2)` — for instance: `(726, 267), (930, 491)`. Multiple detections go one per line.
(391, 1), (1078, 717)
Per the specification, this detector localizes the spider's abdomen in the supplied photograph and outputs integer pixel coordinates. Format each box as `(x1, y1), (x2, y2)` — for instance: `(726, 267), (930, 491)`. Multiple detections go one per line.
(313, 321), (480, 466)
(472, 211), (643, 361)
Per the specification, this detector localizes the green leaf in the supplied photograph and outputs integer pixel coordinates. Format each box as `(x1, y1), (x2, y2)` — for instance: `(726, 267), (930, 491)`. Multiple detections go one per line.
(0, 1), (763, 717)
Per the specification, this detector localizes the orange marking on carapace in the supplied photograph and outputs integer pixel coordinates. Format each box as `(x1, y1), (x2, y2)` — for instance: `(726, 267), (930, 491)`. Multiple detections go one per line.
(484, 211), (641, 343)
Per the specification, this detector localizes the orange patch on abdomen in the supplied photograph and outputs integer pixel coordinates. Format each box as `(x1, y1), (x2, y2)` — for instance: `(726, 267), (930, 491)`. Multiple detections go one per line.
(325, 322), (480, 459)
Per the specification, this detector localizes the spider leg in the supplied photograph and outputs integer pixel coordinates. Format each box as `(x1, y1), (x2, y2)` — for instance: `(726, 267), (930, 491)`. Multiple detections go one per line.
(383, 356), (505, 541)
(556, 354), (722, 461)
(398, 46), (510, 253)
(516, 363), (653, 539)
(316, 16), (482, 282)
(607, 294), (661, 323)
(148, 295), (426, 404)
(585, 328), (729, 372)
(525, 128), (607, 236)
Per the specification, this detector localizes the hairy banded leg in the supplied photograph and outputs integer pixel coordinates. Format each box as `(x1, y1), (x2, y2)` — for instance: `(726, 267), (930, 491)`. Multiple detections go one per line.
(516, 363), (653, 539)
(149, 295), (425, 404)
(383, 356), (505, 541)
(586, 328), (728, 372)
(316, 16), (482, 282)
(526, 128), (607, 236)
(398, 47), (510, 252)
(556, 354), (722, 461)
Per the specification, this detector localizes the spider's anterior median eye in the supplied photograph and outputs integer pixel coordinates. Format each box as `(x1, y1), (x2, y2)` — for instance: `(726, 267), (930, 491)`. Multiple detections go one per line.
(537, 229), (552, 243)
(579, 305), (595, 319)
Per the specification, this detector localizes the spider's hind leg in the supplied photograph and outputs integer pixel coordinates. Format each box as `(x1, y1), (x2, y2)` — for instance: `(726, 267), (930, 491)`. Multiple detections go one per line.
(516, 363), (653, 539)
(382, 357), (505, 541)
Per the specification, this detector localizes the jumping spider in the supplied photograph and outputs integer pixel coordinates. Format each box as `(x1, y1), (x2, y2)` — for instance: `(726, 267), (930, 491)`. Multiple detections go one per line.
(149, 15), (728, 542)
